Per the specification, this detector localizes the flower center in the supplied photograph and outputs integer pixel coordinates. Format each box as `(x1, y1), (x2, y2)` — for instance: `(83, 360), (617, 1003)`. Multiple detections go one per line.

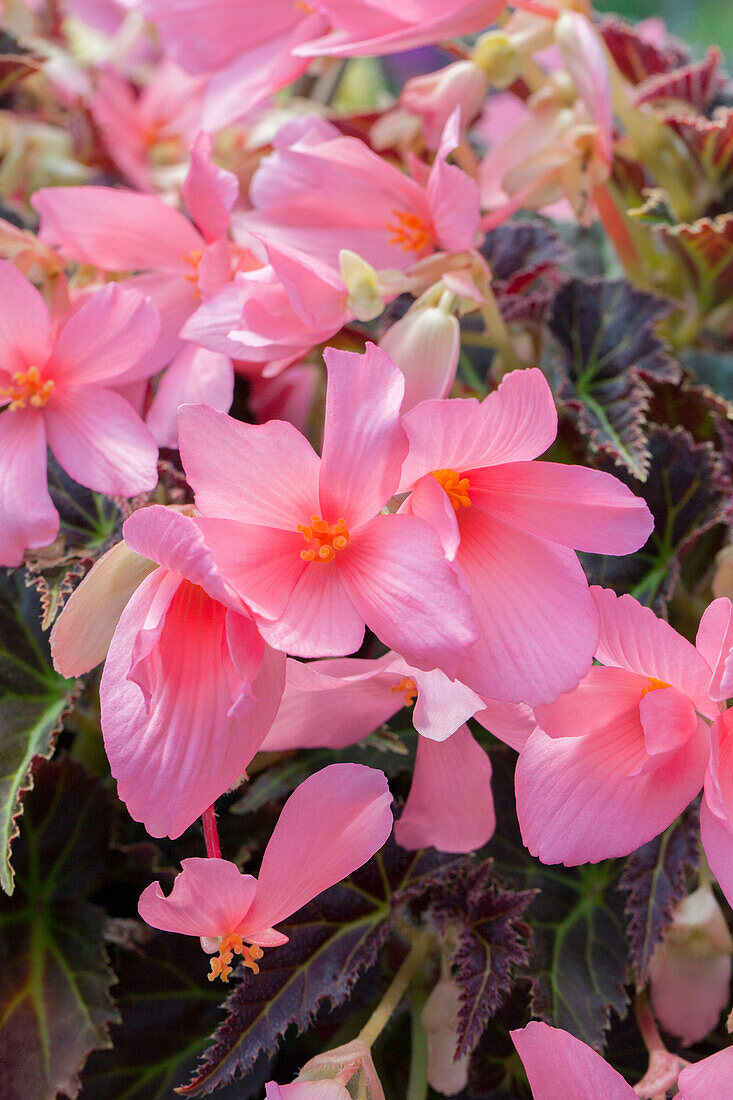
(208, 935), (263, 983)
(640, 677), (669, 698)
(0, 365), (54, 411)
(431, 469), (471, 511)
(183, 249), (203, 297)
(297, 515), (351, 563)
(385, 209), (433, 253)
(391, 676), (417, 707)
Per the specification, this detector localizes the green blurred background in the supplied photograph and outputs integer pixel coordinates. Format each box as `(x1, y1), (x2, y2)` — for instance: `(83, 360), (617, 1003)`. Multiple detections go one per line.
(596, 0), (733, 56)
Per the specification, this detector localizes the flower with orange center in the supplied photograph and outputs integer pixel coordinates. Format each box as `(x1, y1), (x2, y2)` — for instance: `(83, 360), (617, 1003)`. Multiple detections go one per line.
(386, 208), (434, 253)
(208, 935), (263, 983)
(0, 365), (54, 411)
(391, 675), (418, 707)
(297, 515), (351, 563)
(431, 469), (471, 511)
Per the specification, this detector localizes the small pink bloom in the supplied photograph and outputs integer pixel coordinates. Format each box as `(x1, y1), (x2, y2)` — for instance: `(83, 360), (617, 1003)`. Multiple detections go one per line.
(97, 506), (286, 838)
(401, 61), (488, 150)
(138, 764), (393, 980)
(517, 588), (715, 865)
(0, 263), (159, 565)
(649, 884), (733, 1046)
(180, 343), (479, 674)
(239, 110), (480, 271)
(400, 369), (653, 704)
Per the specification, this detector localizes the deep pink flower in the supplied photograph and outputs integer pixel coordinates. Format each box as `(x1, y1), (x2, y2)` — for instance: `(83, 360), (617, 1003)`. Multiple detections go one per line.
(0, 262), (159, 565)
(516, 587), (715, 865)
(180, 343), (479, 674)
(138, 764), (393, 980)
(399, 368), (653, 704)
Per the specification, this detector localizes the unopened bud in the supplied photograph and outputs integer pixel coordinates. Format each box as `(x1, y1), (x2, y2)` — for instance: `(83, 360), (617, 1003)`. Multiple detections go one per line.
(379, 296), (459, 411)
(421, 977), (470, 1096)
(339, 249), (385, 322)
(472, 32), (522, 89)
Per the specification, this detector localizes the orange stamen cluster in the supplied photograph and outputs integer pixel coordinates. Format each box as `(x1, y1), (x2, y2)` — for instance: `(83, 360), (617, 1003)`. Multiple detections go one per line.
(391, 676), (418, 707)
(298, 515), (350, 563)
(183, 249), (203, 296)
(0, 365), (54, 411)
(431, 469), (471, 511)
(207, 935), (263, 983)
(385, 209), (433, 253)
(641, 676), (669, 698)
(294, 0), (314, 11)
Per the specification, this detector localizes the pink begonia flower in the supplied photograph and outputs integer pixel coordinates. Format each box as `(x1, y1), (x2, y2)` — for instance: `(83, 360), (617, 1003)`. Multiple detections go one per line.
(238, 110), (481, 272)
(138, 763), (393, 981)
(516, 587), (715, 865)
(180, 343), (479, 674)
(400, 61), (488, 151)
(266, 1039), (385, 1100)
(649, 884), (733, 1046)
(0, 262), (160, 565)
(89, 62), (206, 193)
(259, 652), (506, 852)
(32, 134), (251, 445)
(399, 369), (653, 705)
(378, 297), (460, 411)
(54, 505), (285, 838)
(143, 0), (329, 130)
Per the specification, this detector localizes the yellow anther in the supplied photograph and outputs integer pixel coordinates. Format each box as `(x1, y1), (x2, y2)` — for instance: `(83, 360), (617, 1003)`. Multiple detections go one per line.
(0, 365), (55, 411)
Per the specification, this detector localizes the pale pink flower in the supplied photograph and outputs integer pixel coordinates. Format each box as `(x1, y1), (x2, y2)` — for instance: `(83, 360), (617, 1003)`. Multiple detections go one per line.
(32, 134), (250, 445)
(649, 884), (733, 1046)
(399, 369), (653, 705)
(259, 652), (496, 853)
(0, 262), (160, 565)
(238, 110), (481, 271)
(516, 587), (715, 865)
(138, 764), (393, 980)
(378, 297), (460, 411)
(266, 1039), (385, 1100)
(180, 343), (479, 674)
(400, 61), (488, 150)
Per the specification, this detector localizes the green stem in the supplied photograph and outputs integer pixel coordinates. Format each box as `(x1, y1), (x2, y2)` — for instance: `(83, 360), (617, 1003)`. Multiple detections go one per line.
(357, 931), (432, 1049)
(479, 283), (524, 373)
(406, 990), (430, 1100)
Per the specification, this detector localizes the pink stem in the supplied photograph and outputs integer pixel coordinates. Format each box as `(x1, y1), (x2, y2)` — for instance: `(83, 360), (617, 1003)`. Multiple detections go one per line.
(635, 992), (665, 1055)
(202, 804), (221, 859)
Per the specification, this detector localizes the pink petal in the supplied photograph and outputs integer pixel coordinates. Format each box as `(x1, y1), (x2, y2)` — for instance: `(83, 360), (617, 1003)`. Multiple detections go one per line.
(319, 345), (407, 529)
(101, 575), (276, 837)
(400, 368), (557, 488)
(44, 385), (159, 496)
(146, 344), (233, 449)
(32, 186), (204, 272)
(701, 798), (733, 910)
(511, 1022), (637, 1100)
(179, 403), (321, 528)
(50, 540), (157, 677)
(402, 473), (461, 561)
(395, 726), (495, 852)
(257, 562), (366, 658)
(696, 596), (733, 702)
(556, 12), (613, 161)
(138, 857), (257, 938)
(48, 283), (160, 386)
(242, 763), (393, 936)
(534, 666), (646, 741)
(410, 666), (484, 741)
(0, 260), (53, 375)
(182, 132), (239, 243)
(426, 109), (481, 253)
(592, 587), (716, 716)
(455, 509), (598, 706)
(472, 698), (536, 752)
(638, 685), (698, 767)
(126, 271), (198, 376)
(516, 716), (709, 864)
(265, 1083), (351, 1100)
(195, 517), (306, 621)
(468, 461), (653, 555)
(202, 33), (315, 129)
(0, 409), (58, 566)
(338, 513), (478, 678)
(261, 656), (401, 751)
(678, 1047), (733, 1099)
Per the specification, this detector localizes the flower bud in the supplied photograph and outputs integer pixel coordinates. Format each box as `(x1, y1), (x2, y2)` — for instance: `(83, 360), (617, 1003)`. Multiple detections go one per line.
(472, 32), (522, 88)
(713, 545), (733, 602)
(400, 61), (488, 149)
(421, 977), (470, 1096)
(379, 295), (459, 411)
(339, 249), (385, 322)
(649, 884), (733, 1045)
(266, 1040), (384, 1100)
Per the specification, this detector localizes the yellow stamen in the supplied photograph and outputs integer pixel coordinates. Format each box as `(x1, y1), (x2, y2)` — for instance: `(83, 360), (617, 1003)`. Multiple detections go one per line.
(391, 676), (418, 707)
(297, 515), (351, 563)
(207, 935), (263, 983)
(431, 469), (471, 511)
(385, 209), (433, 254)
(640, 677), (669, 698)
(0, 365), (54, 411)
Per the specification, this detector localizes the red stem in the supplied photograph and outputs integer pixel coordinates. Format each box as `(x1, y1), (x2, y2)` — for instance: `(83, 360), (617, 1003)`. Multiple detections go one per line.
(202, 804), (221, 859)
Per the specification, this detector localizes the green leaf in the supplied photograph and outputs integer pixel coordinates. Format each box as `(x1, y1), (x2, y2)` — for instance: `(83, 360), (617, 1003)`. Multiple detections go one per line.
(0, 759), (120, 1099)
(0, 571), (75, 895)
(486, 748), (628, 1050)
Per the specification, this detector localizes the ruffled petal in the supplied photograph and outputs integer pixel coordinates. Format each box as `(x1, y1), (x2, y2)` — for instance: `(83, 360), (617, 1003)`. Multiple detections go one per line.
(146, 344), (233, 449)
(182, 132), (239, 243)
(410, 667), (484, 741)
(0, 410), (58, 566)
(138, 857), (257, 938)
(0, 260), (53, 375)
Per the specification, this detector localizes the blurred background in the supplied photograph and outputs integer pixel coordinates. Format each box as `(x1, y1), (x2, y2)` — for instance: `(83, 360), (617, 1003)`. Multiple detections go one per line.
(595, 0), (733, 56)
